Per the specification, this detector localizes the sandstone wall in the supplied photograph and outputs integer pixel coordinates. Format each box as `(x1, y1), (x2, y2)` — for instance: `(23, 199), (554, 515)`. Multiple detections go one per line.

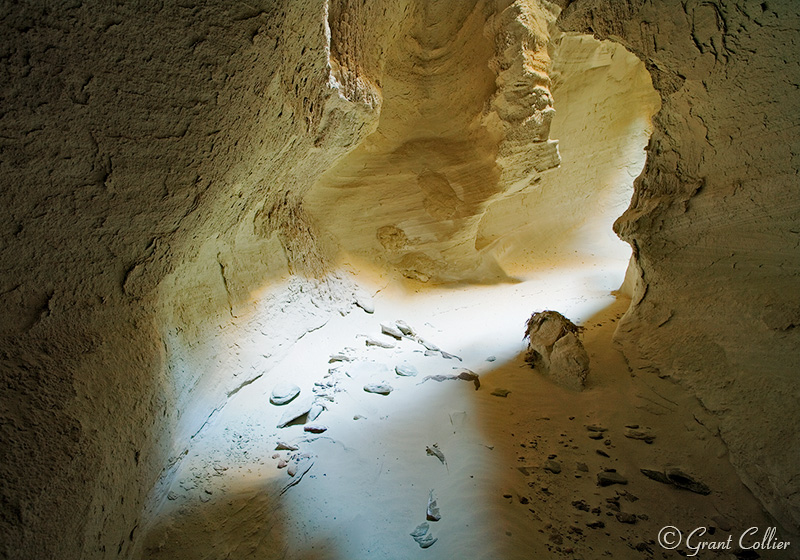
(0, 1), (404, 557)
(558, 0), (800, 533)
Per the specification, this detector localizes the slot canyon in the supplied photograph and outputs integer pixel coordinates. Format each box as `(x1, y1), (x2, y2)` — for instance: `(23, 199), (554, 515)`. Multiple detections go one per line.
(1, 1), (798, 559)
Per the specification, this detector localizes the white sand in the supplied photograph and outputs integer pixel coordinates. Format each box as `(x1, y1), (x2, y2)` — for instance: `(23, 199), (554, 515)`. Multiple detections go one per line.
(139, 255), (776, 559)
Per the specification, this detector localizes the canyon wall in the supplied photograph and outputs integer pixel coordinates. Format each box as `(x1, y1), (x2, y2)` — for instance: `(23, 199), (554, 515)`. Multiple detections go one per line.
(0, 0), (797, 558)
(0, 1), (406, 558)
(558, 0), (800, 533)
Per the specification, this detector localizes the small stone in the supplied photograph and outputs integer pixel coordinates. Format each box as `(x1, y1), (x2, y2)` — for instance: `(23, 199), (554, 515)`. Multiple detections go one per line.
(586, 424), (608, 432)
(277, 459), (288, 469)
(270, 382), (300, 405)
(597, 471), (628, 486)
(199, 494), (210, 503)
(287, 463), (297, 477)
(364, 383), (393, 395)
(276, 398), (313, 428)
(491, 388), (511, 398)
(167, 491), (178, 500)
(355, 294), (374, 314)
(640, 468), (671, 484)
(616, 512), (637, 524)
(624, 427), (655, 444)
(588, 432), (604, 440)
(586, 521), (605, 529)
(418, 338), (440, 351)
(572, 500), (590, 512)
(395, 363), (418, 377)
(486, 355), (496, 362)
(577, 462), (589, 472)
(424, 350), (438, 356)
(353, 414), (365, 420)
(426, 490), (441, 522)
(271, 453), (280, 459)
(381, 323), (404, 339)
(665, 467), (711, 495)
(440, 351), (462, 360)
(328, 353), (352, 363)
(303, 424), (327, 434)
(307, 402), (324, 422)
(544, 460), (562, 474)
(395, 320), (415, 336)
(596, 449), (609, 458)
(365, 337), (395, 348)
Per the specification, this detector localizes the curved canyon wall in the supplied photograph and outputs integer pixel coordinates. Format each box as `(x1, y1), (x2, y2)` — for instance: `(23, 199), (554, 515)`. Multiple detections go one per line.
(558, 0), (800, 533)
(0, 1), (797, 558)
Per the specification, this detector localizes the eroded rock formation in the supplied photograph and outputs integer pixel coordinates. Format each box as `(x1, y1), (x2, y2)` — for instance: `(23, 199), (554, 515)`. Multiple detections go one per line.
(0, 0), (797, 558)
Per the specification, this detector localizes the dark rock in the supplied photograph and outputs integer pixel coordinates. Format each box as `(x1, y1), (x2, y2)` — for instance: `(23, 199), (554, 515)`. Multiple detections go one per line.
(544, 460), (562, 474)
(491, 388), (511, 397)
(640, 468), (672, 484)
(270, 382), (301, 405)
(666, 467), (711, 495)
(616, 512), (637, 524)
(597, 471), (628, 486)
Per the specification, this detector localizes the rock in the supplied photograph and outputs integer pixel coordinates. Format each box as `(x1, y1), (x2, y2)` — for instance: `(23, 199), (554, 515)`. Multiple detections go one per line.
(287, 463), (297, 477)
(597, 471), (628, 486)
(418, 338), (440, 352)
(424, 350), (438, 356)
(586, 424), (608, 432)
(353, 414), (366, 420)
(524, 310), (589, 390)
(277, 459), (288, 469)
(328, 353), (352, 363)
(303, 424), (327, 434)
(426, 490), (441, 521)
(486, 355), (496, 362)
(355, 294), (375, 314)
(596, 449), (609, 458)
(381, 323), (404, 339)
(410, 522), (437, 549)
(640, 468), (671, 485)
(588, 432), (604, 440)
(307, 402), (324, 422)
(457, 369), (480, 390)
(491, 388), (510, 397)
(586, 521), (605, 529)
(395, 363), (418, 377)
(276, 398), (313, 428)
(440, 351), (461, 360)
(365, 337), (395, 348)
(544, 460), (561, 474)
(572, 500), (590, 512)
(270, 382), (301, 405)
(577, 462), (588, 472)
(616, 512), (637, 524)
(363, 383), (393, 395)
(426, 443), (447, 467)
(167, 491), (178, 501)
(665, 467), (711, 495)
(624, 427), (655, 444)
(395, 320), (415, 336)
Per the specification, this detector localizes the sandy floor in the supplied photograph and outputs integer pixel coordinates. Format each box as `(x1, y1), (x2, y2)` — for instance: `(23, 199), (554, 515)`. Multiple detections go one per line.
(138, 257), (783, 560)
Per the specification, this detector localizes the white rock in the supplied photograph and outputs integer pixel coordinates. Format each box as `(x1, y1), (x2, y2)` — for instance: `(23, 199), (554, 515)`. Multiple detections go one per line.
(270, 382), (300, 405)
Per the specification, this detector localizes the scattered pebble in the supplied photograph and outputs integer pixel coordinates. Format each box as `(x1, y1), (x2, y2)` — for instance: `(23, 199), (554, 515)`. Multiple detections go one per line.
(365, 337), (395, 349)
(544, 460), (562, 474)
(491, 388), (511, 398)
(624, 427), (655, 444)
(395, 364), (418, 377)
(486, 355), (496, 362)
(586, 424), (608, 433)
(616, 512), (637, 524)
(395, 320), (415, 336)
(381, 323), (404, 339)
(597, 471), (628, 486)
(364, 383), (393, 395)
(270, 382), (301, 405)
(588, 432), (604, 440)
(426, 490), (441, 522)
(303, 424), (327, 434)
(426, 444), (447, 467)
(410, 522), (437, 549)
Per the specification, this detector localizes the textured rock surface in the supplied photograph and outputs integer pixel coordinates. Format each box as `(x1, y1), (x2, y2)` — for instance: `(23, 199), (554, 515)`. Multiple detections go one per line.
(525, 310), (590, 390)
(0, 0), (797, 557)
(559, 0), (800, 534)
